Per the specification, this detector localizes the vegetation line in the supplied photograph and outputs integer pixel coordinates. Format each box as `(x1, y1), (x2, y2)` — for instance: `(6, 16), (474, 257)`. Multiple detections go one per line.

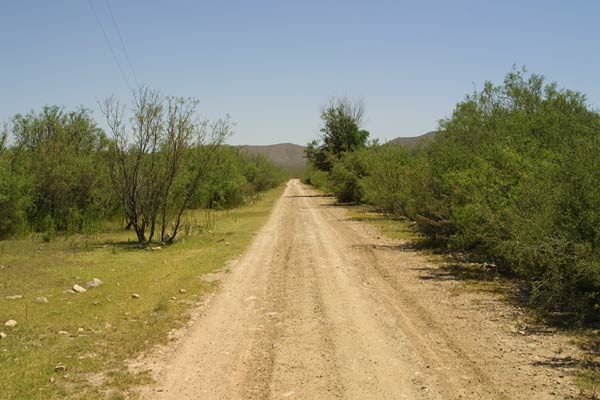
(304, 67), (600, 325)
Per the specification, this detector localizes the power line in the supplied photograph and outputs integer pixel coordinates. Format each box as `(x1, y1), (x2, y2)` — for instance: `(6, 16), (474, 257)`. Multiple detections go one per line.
(104, 0), (140, 87)
(87, 0), (132, 91)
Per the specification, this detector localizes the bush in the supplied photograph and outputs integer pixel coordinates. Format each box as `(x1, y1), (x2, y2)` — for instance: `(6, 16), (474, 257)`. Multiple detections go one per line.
(0, 156), (31, 239)
(328, 150), (367, 203)
(10, 106), (114, 233)
(316, 68), (600, 323)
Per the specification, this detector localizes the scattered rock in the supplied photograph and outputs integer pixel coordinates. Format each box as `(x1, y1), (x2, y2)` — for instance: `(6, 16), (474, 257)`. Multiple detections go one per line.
(131, 294), (140, 299)
(58, 331), (69, 335)
(0, 332), (7, 339)
(86, 278), (103, 288)
(149, 246), (162, 251)
(78, 327), (85, 332)
(179, 289), (187, 294)
(35, 296), (49, 304)
(4, 320), (17, 328)
(170, 297), (176, 301)
(49, 377), (56, 383)
(72, 284), (86, 293)
(54, 365), (66, 372)
(5, 295), (23, 300)
(92, 301), (100, 306)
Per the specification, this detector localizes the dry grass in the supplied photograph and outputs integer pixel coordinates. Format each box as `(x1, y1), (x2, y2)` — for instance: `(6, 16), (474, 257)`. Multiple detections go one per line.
(344, 205), (420, 242)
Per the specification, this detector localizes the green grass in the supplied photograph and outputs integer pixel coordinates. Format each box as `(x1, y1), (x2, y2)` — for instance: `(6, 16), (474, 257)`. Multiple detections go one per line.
(0, 186), (284, 400)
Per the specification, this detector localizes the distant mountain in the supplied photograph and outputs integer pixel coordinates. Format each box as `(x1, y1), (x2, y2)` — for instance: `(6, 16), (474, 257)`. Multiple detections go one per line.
(239, 132), (437, 172)
(388, 131), (437, 147)
(240, 143), (307, 171)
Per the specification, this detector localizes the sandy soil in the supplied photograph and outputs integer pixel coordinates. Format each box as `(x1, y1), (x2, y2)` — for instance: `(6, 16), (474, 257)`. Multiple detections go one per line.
(136, 179), (583, 399)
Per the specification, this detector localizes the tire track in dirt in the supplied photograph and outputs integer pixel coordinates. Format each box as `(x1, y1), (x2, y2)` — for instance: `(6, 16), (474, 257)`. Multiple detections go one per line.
(312, 200), (505, 398)
(138, 179), (581, 400)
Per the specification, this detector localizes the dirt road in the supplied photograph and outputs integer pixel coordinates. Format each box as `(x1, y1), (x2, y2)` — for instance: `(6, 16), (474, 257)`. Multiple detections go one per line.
(139, 179), (581, 399)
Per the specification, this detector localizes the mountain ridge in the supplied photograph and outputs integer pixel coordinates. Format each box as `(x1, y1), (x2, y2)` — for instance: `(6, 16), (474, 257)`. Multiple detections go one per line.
(239, 131), (437, 171)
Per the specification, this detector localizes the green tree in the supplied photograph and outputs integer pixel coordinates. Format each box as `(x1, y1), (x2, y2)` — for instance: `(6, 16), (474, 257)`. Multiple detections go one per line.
(10, 106), (112, 232)
(305, 97), (369, 172)
(0, 151), (31, 239)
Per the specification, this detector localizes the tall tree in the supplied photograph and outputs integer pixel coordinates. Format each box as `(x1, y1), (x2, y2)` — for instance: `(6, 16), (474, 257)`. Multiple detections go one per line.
(101, 87), (230, 243)
(305, 96), (369, 171)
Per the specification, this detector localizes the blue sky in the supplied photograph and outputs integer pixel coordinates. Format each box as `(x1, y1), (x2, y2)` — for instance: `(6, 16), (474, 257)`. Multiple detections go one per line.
(2, 1), (599, 145)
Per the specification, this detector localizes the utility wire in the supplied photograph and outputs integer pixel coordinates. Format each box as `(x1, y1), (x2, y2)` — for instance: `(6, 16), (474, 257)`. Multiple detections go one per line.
(87, 0), (132, 91)
(104, 0), (140, 87)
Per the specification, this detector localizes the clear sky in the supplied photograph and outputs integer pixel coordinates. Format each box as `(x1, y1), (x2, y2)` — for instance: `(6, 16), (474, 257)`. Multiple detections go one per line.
(2, 1), (599, 145)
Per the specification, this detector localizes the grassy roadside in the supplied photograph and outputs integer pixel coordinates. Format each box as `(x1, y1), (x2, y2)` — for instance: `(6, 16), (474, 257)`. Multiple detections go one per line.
(344, 204), (420, 242)
(0, 185), (285, 400)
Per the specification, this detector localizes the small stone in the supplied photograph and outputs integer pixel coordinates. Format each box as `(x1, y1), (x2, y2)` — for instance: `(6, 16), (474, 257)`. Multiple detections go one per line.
(49, 377), (56, 383)
(4, 320), (17, 328)
(63, 290), (76, 294)
(0, 332), (7, 339)
(92, 301), (100, 306)
(170, 297), (176, 301)
(131, 294), (140, 299)
(179, 289), (187, 294)
(35, 296), (49, 304)
(54, 365), (66, 372)
(5, 295), (23, 300)
(58, 331), (69, 335)
(78, 327), (84, 332)
(72, 284), (86, 293)
(86, 278), (103, 288)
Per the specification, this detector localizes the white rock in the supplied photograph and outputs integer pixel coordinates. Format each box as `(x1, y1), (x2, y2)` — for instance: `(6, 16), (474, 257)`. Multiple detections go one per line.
(0, 332), (6, 339)
(131, 293), (140, 299)
(179, 289), (187, 294)
(35, 296), (49, 304)
(72, 284), (86, 293)
(4, 320), (17, 328)
(58, 331), (69, 335)
(86, 278), (102, 288)
(5, 295), (23, 300)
